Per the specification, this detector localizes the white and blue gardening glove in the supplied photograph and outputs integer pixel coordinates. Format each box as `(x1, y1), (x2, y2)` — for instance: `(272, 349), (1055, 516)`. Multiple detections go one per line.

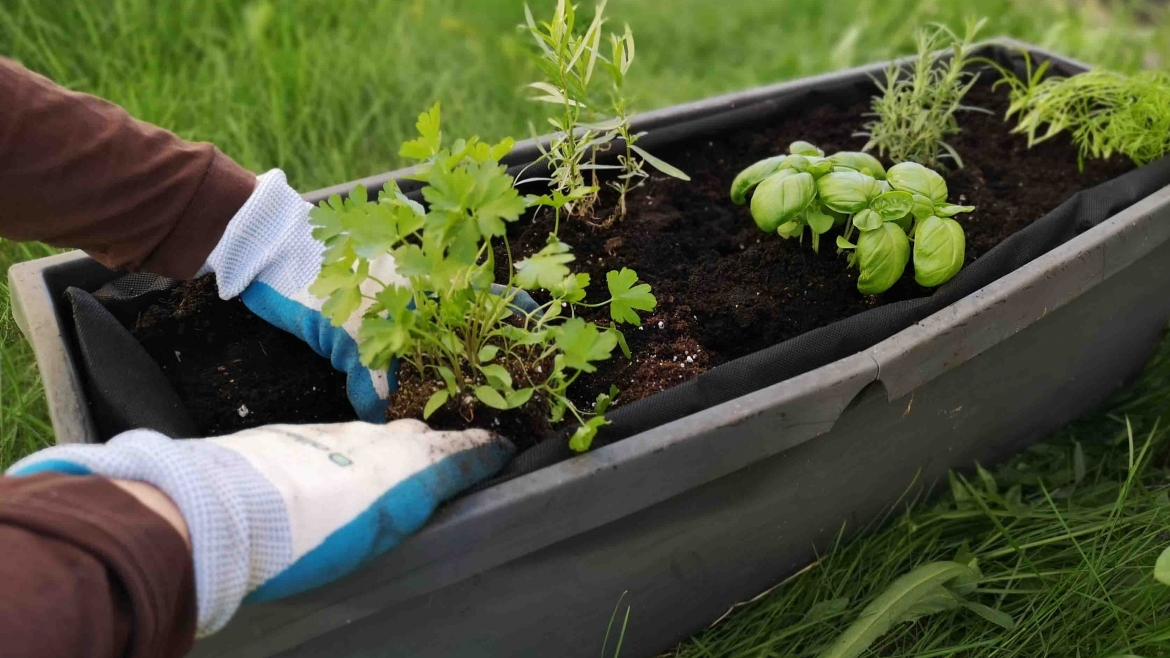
(7, 420), (513, 636)
(199, 170), (401, 422)
(201, 170), (539, 423)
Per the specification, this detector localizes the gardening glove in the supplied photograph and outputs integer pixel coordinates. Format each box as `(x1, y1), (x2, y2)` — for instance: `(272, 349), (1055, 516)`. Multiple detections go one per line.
(200, 170), (539, 423)
(7, 419), (513, 637)
(199, 169), (399, 423)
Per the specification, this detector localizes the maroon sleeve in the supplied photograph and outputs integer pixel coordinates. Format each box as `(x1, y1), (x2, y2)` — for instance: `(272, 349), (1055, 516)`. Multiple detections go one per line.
(0, 474), (196, 658)
(0, 58), (256, 279)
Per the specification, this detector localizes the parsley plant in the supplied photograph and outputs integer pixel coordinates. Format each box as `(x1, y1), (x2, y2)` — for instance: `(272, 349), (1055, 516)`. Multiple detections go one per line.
(310, 104), (656, 451)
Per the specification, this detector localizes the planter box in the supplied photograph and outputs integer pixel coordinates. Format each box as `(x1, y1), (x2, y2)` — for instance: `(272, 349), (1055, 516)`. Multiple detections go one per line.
(9, 39), (1170, 657)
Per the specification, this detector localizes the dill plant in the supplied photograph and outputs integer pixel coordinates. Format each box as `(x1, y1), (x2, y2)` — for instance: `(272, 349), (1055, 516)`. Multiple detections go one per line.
(522, 0), (687, 220)
(992, 55), (1170, 168)
(859, 19), (987, 169)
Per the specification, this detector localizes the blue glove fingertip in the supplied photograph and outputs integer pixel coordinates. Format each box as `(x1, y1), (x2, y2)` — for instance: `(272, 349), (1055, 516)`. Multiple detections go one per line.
(241, 281), (395, 423)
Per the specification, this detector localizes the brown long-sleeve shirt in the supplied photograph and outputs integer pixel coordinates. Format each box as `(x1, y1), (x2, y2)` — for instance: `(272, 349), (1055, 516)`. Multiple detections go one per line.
(1, 57), (255, 278)
(2, 58), (259, 656)
(0, 475), (196, 658)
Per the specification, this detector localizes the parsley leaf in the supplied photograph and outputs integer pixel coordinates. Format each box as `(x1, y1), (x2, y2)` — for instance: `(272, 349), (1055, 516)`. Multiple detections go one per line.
(357, 315), (412, 370)
(554, 317), (617, 373)
(550, 272), (590, 302)
(606, 267), (656, 325)
(468, 162), (527, 237)
(568, 415), (611, 452)
(515, 238), (575, 289)
(399, 103), (442, 160)
(310, 259), (369, 326)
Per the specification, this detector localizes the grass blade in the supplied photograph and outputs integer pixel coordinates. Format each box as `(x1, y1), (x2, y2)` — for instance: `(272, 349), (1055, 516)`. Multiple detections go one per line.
(817, 562), (974, 658)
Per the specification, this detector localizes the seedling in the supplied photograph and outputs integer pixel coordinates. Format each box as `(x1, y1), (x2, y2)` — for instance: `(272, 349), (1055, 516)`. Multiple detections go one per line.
(522, 0), (687, 219)
(310, 104), (656, 451)
(858, 19), (987, 169)
(731, 141), (973, 294)
(597, 21), (690, 219)
(989, 53), (1170, 168)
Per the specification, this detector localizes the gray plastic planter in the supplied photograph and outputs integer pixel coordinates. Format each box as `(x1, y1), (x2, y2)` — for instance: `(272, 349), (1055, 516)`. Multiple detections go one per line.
(9, 40), (1170, 657)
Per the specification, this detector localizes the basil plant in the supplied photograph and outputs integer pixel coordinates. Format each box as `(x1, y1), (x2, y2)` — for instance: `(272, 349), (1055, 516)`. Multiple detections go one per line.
(730, 141), (974, 295)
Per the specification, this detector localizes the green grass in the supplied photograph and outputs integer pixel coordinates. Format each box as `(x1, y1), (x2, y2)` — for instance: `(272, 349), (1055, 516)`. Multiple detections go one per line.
(3, 0), (1170, 654)
(666, 336), (1170, 658)
(1, 239), (57, 464)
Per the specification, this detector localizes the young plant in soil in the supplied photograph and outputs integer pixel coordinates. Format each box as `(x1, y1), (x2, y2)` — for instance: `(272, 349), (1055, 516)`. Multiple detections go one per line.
(309, 104), (656, 451)
(522, 0), (687, 220)
(858, 19), (987, 169)
(731, 141), (974, 294)
(988, 53), (1170, 168)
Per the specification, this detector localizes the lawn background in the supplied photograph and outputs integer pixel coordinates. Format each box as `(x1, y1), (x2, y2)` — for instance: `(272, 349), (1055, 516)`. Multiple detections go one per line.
(3, 0), (1170, 655)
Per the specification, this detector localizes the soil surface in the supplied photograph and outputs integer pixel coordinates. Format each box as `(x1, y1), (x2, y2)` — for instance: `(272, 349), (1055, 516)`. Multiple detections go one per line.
(386, 361), (556, 442)
(131, 81), (1132, 442)
(499, 82), (1131, 430)
(133, 276), (355, 435)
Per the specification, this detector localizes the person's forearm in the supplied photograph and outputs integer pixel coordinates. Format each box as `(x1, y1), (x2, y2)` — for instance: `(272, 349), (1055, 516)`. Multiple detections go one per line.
(0, 474), (195, 658)
(0, 58), (256, 278)
(111, 479), (191, 548)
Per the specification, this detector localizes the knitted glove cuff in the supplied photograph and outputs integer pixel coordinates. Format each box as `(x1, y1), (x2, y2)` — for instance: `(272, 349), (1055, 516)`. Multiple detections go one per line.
(7, 432), (291, 637)
(200, 169), (323, 299)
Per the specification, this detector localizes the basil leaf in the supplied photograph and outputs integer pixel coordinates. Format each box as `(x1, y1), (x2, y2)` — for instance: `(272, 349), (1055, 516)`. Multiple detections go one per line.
(779, 154), (811, 173)
(806, 204), (836, 235)
(910, 194), (935, 220)
(853, 208), (884, 231)
(806, 158), (834, 178)
(817, 171), (880, 214)
(730, 155), (786, 205)
(869, 190), (914, 222)
(828, 151), (887, 180)
(789, 140), (825, 157)
(777, 219), (806, 239)
(935, 204), (975, 217)
(856, 222), (910, 295)
(887, 162), (948, 204)
(751, 171), (816, 232)
(913, 216), (966, 287)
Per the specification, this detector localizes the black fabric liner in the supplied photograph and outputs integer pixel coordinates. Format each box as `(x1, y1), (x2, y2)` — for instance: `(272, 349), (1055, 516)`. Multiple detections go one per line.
(65, 48), (1170, 485)
(64, 286), (197, 438)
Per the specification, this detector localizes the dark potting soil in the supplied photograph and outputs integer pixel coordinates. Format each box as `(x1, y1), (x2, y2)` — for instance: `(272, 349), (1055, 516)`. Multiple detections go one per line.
(499, 81), (1132, 425)
(387, 361), (556, 441)
(132, 81), (1132, 443)
(132, 276), (355, 435)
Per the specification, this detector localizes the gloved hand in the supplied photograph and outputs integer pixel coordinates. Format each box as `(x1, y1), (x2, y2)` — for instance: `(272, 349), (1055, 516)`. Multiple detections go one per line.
(200, 170), (540, 423)
(7, 420), (513, 636)
(199, 170), (401, 422)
